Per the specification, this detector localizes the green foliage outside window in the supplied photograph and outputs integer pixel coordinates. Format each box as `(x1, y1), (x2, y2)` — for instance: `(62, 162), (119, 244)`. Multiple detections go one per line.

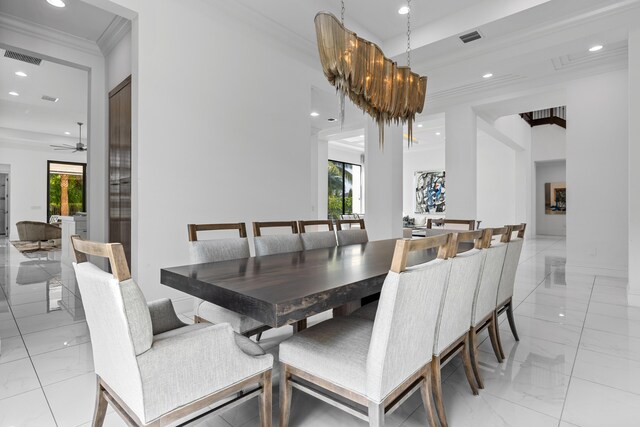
(49, 174), (84, 216)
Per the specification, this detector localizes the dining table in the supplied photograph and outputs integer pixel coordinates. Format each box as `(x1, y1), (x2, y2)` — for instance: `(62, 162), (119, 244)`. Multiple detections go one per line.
(160, 238), (473, 331)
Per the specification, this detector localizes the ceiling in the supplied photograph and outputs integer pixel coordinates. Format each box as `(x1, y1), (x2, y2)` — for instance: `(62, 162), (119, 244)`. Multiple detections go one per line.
(0, 0), (117, 41)
(0, 48), (88, 140)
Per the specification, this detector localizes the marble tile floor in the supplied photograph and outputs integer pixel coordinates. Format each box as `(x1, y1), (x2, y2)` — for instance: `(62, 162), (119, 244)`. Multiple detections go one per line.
(1, 236), (639, 427)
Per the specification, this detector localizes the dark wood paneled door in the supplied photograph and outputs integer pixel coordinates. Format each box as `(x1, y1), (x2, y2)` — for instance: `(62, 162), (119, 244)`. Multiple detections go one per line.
(109, 76), (132, 265)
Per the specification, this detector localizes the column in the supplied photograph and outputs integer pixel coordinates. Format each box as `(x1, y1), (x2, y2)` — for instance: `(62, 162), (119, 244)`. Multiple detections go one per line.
(364, 118), (403, 241)
(445, 105), (477, 219)
(629, 28), (640, 306)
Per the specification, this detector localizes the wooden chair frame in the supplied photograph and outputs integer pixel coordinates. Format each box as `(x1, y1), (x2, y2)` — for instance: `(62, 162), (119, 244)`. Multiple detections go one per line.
(426, 218), (476, 230)
(495, 223), (527, 358)
(187, 222), (247, 241)
(70, 236), (273, 427)
(297, 220), (334, 232)
(336, 218), (365, 231)
(280, 234), (452, 427)
(253, 221), (298, 237)
(467, 227), (511, 390)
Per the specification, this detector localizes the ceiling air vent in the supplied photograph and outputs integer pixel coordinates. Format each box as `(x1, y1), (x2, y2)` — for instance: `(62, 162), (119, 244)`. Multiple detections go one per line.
(42, 95), (59, 103)
(4, 50), (42, 65)
(460, 31), (482, 44)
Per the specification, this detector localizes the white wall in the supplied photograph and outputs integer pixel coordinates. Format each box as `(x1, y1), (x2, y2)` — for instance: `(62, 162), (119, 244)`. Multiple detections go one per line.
(630, 27), (640, 305)
(328, 145), (362, 166)
(535, 160), (566, 236)
(532, 125), (566, 162)
(566, 70), (628, 276)
(476, 131), (516, 228)
(130, 1), (323, 300)
(106, 29), (131, 91)
(0, 141), (87, 240)
(402, 145), (445, 218)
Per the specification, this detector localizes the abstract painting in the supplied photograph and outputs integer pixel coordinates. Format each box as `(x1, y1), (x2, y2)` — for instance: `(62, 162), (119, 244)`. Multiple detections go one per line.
(415, 171), (446, 214)
(545, 182), (566, 214)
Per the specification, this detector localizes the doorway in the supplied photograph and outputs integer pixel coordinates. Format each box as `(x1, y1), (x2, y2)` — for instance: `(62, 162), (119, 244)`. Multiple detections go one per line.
(47, 161), (86, 222)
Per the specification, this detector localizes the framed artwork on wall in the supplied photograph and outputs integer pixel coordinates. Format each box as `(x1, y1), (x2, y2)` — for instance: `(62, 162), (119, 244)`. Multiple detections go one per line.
(545, 182), (566, 214)
(415, 171), (446, 214)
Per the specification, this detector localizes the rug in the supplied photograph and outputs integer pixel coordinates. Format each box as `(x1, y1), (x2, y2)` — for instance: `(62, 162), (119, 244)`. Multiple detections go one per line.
(11, 239), (62, 253)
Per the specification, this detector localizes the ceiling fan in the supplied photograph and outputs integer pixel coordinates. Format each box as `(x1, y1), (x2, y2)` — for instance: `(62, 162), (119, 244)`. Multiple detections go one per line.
(51, 122), (87, 152)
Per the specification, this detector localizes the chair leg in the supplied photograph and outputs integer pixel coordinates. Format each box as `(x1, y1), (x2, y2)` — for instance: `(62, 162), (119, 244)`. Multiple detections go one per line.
(420, 366), (438, 427)
(256, 332), (263, 342)
(468, 329), (484, 389)
(279, 365), (292, 427)
(430, 356), (448, 427)
(506, 302), (520, 341)
(488, 315), (503, 363)
(494, 311), (506, 360)
(259, 371), (272, 427)
(92, 377), (108, 427)
(368, 401), (385, 427)
(461, 335), (479, 396)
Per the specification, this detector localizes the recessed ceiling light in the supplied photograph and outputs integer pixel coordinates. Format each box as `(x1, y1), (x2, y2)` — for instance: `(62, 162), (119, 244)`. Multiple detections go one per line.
(435, 132), (441, 136)
(46, 0), (66, 7)
(15, 71), (27, 77)
(8, 91), (19, 96)
(398, 6), (410, 15)
(482, 73), (493, 79)
(64, 131), (71, 135)
(310, 111), (319, 117)
(417, 124), (423, 128)
(327, 118), (337, 122)
(589, 45), (603, 52)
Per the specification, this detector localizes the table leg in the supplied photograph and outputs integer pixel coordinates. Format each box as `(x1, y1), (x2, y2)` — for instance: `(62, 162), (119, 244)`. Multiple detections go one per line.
(292, 319), (307, 333)
(333, 300), (362, 317)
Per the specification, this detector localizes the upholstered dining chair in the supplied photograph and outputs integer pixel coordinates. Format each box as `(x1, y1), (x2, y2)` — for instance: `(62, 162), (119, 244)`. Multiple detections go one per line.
(430, 229), (489, 427)
(495, 224), (526, 350)
(426, 218), (476, 230)
(336, 218), (369, 246)
(468, 227), (510, 389)
(279, 234), (453, 427)
(298, 220), (337, 250)
(187, 223), (269, 339)
(252, 221), (303, 256)
(70, 236), (273, 427)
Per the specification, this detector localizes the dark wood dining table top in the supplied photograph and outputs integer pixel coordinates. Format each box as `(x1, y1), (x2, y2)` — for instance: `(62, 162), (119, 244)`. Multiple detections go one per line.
(160, 238), (473, 328)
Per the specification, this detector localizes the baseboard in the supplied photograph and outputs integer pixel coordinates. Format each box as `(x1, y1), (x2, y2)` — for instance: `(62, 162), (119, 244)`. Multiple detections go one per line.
(171, 296), (194, 315)
(565, 263), (628, 278)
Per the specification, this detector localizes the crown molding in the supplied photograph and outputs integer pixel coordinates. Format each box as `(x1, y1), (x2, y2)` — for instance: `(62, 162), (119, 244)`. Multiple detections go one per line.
(97, 15), (131, 56)
(0, 12), (102, 57)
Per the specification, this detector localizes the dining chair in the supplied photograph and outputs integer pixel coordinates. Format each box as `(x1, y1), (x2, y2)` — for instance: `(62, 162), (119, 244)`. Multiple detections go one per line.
(336, 218), (369, 246)
(252, 221), (303, 256)
(468, 227), (510, 389)
(279, 234), (452, 427)
(430, 229), (489, 427)
(298, 220), (337, 250)
(427, 218), (476, 230)
(495, 223), (526, 348)
(70, 236), (273, 427)
(187, 223), (269, 339)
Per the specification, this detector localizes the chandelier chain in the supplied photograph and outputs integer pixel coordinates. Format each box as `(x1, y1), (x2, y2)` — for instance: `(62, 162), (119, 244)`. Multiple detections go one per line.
(341, 0), (345, 25)
(406, 0), (411, 67)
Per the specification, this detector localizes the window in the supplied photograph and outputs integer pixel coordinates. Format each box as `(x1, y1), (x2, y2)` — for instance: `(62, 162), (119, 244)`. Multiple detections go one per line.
(328, 160), (362, 219)
(47, 161), (86, 222)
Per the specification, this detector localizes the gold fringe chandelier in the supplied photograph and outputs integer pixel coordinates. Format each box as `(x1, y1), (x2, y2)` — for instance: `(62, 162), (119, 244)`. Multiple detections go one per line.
(314, 0), (427, 149)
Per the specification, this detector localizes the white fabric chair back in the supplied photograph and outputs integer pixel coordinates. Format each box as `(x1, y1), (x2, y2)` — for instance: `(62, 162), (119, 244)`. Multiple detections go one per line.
(434, 249), (485, 355)
(300, 231), (337, 250)
(366, 258), (450, 403)
(472, 242), (508, 325)
(496, 238), (524, 306)
(189, 238), (250, 263)
(254, 234), (303, 256)
(73, 262), (147, 418)
(336, 229), (369, 246)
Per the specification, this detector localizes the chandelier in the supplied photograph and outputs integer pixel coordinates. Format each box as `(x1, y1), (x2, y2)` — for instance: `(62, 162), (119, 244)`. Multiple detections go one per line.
(314, 0), (427, 149)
